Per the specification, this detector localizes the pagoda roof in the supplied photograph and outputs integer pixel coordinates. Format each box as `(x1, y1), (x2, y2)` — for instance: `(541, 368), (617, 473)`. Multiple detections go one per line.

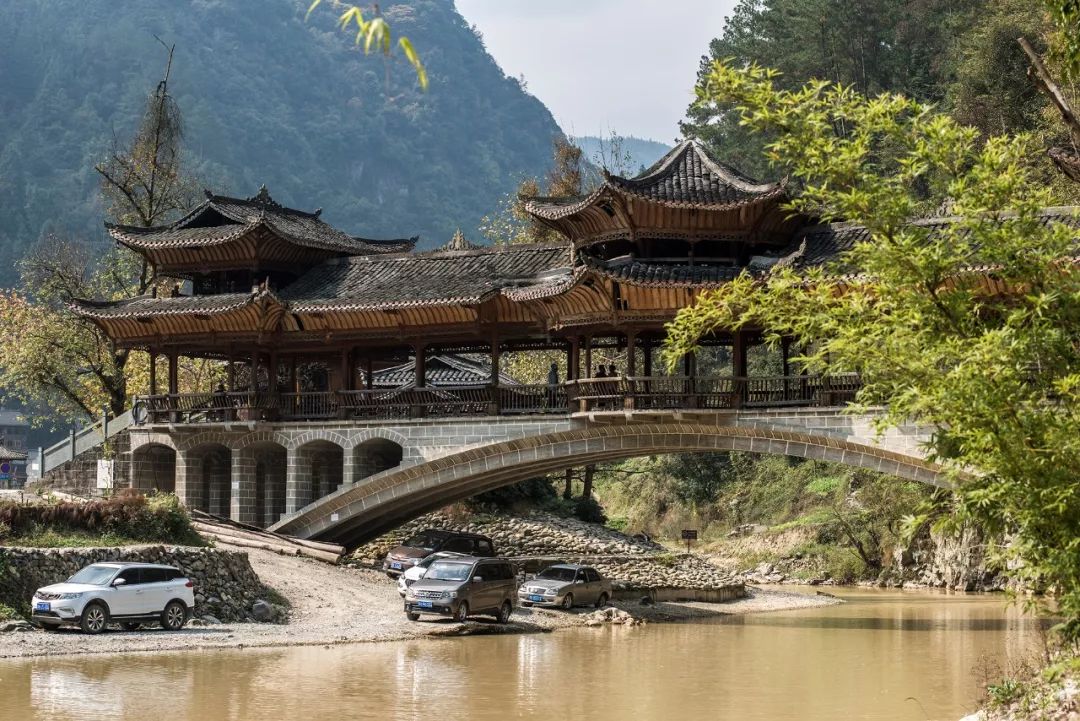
(372, 354), (518, 388)
(106, 186), (417, 258)
(280, 243), (573, 312)
(526, 138), (785, 220)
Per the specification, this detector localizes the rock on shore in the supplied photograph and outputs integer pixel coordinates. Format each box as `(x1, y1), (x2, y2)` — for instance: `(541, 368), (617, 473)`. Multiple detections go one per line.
(352, 510), (741, 592)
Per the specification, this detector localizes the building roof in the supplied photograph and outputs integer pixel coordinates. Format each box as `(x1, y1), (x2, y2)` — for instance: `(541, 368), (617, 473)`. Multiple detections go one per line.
(281, 244), (573, 312)
(106, 186), (417, 258)
(372, 354), (518, 387)
(525, 138), (786, 220)
(0, 410), (28, 427)
(0, 444), (28, 460)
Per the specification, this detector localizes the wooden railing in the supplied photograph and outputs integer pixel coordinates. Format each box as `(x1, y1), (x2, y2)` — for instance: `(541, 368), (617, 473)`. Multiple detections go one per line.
(133, 374), (861, 425)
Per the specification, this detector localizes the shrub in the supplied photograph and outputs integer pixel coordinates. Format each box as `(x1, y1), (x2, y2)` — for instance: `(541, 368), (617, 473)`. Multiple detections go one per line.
(0, 492), (201, 546)
(573, 496), (607, 524)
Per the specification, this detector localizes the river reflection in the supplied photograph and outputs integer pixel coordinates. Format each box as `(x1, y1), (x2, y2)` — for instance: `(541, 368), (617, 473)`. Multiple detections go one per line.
(0, 588), (1046, 721)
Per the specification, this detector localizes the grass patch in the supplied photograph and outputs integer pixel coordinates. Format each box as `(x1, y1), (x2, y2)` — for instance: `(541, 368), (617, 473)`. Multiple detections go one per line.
(2, 526), (146, 548)
(0, 602), (20, 621)
(258, 585), (292, 608)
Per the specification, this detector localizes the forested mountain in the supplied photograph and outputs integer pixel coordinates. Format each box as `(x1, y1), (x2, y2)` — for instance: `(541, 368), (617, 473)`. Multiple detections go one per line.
(0, 0), (563, 285)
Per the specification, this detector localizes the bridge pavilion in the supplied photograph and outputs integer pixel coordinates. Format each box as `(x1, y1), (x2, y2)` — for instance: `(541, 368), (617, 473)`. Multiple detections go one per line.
(72, 140), (868, 531)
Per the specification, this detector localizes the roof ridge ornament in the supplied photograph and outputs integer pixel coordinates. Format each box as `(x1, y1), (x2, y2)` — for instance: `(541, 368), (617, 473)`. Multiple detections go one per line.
(247, 184), (284, 211)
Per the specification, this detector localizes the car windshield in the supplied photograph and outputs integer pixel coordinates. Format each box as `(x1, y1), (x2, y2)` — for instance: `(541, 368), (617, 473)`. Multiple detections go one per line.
(537, 567), (578, 583)
(424, 561), (472, 581)
(419, 553), (451, 568)
(67, 565), (118, 586)
(403, 530), (450, 551)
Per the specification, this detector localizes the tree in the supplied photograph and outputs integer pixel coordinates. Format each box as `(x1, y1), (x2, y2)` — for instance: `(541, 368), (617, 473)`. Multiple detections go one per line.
(664, 62), (1080, 632)
(0, 51), (203, 426)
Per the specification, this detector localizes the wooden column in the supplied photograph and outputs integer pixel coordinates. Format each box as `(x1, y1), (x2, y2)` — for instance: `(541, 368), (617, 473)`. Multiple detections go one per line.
(250, 349), (261, 390)
(226, 351), (236, 392)
(489, 334), (500, 415)
(167, 352), (179, 394)
(584, 336), (594, 377)
(365, 357), (374, 390)
(340, 348), (352, 391)
(781, 336), (792, 377)
(269, 352), (280, 393)
(414, 343), (427, 388)
(626, 331), (638, 376)
(732, 332), (748, 408)
(568, 338), (580, 381)
(642, 339), (653, 377)
(289, 356), (298, 393)
(148, 351), (158, 396)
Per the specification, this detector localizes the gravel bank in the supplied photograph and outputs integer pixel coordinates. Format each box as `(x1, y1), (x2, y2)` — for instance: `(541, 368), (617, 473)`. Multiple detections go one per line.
(0, 548), (840, 660)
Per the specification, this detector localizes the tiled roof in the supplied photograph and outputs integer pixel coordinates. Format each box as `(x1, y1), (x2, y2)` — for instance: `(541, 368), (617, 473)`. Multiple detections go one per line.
(0, 445), (27, 460)
(526, 139), (785, 219)
(583, 255), (741, 287)
(372, 354), (518, 388)
(606, 138), (785, 207)
(107, 187), (415, 257)
(72, 292), (267, 319)
(282, 244), (573, 311)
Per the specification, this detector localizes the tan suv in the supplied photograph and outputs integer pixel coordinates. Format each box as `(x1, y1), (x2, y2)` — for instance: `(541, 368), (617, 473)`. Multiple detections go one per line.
(403, 556), (516, 623)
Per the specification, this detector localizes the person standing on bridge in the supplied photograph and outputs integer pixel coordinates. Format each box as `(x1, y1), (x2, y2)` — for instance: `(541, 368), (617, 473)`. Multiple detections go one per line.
(547, 362), (559, 408)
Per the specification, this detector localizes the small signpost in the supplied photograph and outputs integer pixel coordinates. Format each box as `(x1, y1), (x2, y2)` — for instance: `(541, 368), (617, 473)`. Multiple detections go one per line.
(681, 528), (698, 554)
(96, 459), (114, 491)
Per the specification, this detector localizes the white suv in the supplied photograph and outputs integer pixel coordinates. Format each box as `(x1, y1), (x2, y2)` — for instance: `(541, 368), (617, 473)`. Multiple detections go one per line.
(31, 562), (196, 634)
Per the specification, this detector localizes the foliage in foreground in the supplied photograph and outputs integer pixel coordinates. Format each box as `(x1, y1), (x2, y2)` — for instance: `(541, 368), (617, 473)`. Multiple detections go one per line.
(666, 62), (1080, 631)
(0, 493), (202, 547)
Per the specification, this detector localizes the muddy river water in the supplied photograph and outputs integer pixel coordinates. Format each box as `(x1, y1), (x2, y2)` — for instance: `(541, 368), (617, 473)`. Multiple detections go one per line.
(0, 588), (1046, 721)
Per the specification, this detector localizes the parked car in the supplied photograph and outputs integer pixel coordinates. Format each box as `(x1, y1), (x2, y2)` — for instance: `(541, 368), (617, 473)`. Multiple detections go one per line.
(397, 551), (468, 597)
(518, 564), (611, 610)
(383, 529), (497, 577)
(403, 556), (515, 623)
(31, 562), (195, 634)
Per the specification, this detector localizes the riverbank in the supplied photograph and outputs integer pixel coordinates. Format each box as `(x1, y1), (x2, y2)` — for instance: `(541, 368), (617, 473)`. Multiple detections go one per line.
(0, 547), (839, 660)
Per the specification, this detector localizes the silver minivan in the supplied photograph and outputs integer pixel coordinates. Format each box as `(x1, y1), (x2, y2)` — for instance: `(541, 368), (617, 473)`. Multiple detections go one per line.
(403, 556), (515, 623)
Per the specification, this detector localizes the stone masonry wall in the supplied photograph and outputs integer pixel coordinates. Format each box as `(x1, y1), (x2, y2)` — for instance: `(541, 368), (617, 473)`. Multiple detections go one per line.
(0, 545), (270, 623)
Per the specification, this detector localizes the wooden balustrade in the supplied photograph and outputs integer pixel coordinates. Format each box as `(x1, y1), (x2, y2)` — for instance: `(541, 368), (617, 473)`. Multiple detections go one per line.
(133, 374), (862, 425)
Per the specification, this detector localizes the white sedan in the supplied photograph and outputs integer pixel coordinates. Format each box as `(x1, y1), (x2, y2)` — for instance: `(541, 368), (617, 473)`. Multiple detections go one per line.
(396, 551), (467, 597)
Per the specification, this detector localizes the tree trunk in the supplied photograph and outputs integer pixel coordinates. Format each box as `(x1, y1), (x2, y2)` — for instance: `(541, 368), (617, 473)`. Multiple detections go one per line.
(562, 469), (573, 500)
(582, 465), (595, 500)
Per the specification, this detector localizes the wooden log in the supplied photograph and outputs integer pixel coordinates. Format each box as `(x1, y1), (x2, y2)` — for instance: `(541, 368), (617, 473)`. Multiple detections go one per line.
(195, 526), (341, 565)
(190, 519), (345, 556)
(189, 510), (346, 555)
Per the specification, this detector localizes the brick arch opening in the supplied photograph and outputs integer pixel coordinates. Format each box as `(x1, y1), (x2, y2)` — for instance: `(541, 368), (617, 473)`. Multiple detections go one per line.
(131, 443), (176, 494)
(271, 423), (943, 548)
(248, 441), (287, 528)
(188, 443), (232, 516)
(295, 440), (344, 508)
(352, 438), (404, 482)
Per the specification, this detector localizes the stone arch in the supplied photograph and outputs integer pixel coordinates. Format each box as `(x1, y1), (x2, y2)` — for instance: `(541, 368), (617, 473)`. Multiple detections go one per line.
(352, 437), (404, 482)
(130, 443), (176, 494)
(248, 440), (287, 528)
(233, 430), (289, 451)
(187, 442), (232, 515)
(293, 439), (345, 508)
(177, 431), (233, 453)
(271, 423), (943, 547)
(287, 429), (351, 452)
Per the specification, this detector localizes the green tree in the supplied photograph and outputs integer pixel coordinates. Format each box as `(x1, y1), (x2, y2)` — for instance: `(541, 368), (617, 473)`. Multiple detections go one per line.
(665, 62), (1080, 632)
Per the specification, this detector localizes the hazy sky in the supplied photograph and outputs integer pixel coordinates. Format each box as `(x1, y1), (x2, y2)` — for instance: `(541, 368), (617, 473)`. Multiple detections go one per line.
(454, 0), (738, 142)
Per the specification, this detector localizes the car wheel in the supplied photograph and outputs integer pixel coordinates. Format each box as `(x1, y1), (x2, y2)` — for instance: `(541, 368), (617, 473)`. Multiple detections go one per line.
(496, 601), (512, 624)
(454, 601), (469, 623)
(161, 600), (188, 631)
(595, 593), (609, 609)
(122, 622), (141, 631)
(405, 612), (420, 621)
(561, 594), (574, 610)
(79, 602), (109, 634)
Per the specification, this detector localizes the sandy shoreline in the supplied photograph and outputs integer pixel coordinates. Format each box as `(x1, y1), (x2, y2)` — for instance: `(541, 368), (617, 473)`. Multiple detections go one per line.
(0, 548), (840, 661)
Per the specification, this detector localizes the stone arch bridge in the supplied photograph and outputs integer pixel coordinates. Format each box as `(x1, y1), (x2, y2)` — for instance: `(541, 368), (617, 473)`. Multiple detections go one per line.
(126, 404), (938, 548)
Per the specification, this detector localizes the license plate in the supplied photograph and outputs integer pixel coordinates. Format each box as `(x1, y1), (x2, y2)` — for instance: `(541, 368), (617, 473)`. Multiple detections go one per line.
(529, 595), (543, 602)
(34, 602), (49, 612)
(417, 601), (433, 609)
(390, 562), (402, 570)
